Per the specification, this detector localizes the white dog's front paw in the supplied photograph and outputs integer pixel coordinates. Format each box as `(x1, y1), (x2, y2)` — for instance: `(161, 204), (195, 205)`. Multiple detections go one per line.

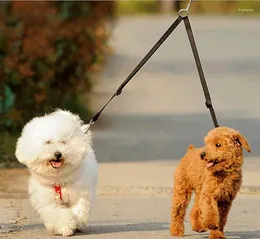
(71, 199), (90, 226)
(57, 227), (74, 237)
(43, 209), (77, 236)
(46, 223), (76, 237)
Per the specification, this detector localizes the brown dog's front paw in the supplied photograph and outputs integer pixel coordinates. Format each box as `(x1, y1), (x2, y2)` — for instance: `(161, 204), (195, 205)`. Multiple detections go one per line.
(170, 229), (184, 237)
(191, 220), (207, 233)
(207, 224), (218, 230)
(204, 217), (219, 231)
(193, 226), (207, 233)
(204, 220), (218, 230)
(170, 224), (184, 237)
(209, 230), (225, 239)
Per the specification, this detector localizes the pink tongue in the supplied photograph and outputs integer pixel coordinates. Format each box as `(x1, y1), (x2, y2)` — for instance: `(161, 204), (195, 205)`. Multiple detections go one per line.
(207, 162), (214, 168)
(51, 161), (62, 168)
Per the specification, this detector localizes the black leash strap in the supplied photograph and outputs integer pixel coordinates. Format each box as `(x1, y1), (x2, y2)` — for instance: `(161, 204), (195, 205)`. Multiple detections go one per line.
(182, 16), (219, 128)
(89, 16), (183, 126)
(86, 2), (219, 131)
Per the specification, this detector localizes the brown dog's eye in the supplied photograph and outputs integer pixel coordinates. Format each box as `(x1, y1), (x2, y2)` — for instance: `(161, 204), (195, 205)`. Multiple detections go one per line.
(216, 143), (221, 147)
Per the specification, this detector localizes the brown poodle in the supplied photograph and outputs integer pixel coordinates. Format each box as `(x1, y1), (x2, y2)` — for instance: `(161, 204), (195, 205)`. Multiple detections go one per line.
(170, 127), (251, 239)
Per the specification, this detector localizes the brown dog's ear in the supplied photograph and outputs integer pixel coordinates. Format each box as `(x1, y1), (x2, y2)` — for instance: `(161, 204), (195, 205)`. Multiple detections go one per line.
(234, 133), (251, 153)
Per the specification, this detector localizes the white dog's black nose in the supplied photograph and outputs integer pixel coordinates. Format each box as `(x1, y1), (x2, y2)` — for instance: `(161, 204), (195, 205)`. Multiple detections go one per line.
(54, 152), (62, 159)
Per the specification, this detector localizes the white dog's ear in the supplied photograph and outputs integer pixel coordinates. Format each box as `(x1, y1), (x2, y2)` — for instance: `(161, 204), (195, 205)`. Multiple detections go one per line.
(15, 137), (27, 164)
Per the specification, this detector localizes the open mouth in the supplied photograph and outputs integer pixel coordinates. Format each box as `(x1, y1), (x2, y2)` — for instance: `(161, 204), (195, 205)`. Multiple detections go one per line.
(207, 160), (219, 168)
(49, 159), (62, 169)
(207, 159), (225, 168)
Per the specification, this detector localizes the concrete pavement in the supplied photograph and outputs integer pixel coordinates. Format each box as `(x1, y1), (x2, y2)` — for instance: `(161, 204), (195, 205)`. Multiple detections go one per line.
(1, 165), (260, 239)
(1, 194), (260, 239)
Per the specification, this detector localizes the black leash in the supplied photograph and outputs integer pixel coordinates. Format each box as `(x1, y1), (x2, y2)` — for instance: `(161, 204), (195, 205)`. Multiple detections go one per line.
(86, 1), (219, 132)
(182, 14), (219, 127)
(88, 15), (183, 128)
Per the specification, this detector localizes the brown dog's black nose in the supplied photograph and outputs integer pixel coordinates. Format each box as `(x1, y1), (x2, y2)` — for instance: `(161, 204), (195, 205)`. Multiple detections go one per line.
(54, 152), (62, 159)
(200, 152), (206, 159)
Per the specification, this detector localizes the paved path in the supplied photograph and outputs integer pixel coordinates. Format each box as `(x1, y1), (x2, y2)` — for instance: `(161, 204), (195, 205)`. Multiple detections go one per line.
(1, 166), (260, 239)
(1, 15), (260, 238)
(1, 194), (260, 239)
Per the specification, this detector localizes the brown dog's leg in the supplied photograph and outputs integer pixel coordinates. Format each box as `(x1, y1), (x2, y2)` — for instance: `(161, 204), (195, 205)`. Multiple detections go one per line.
(200, 191), (219, 231)
(170, 178), (192, 237)
(209, 201), (232, 239)
(190, 192), (207, 233)
(218, 201), (232, 232)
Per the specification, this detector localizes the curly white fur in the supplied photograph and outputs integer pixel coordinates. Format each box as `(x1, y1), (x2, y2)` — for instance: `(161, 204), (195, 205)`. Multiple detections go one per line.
(15, 109), (98, 236)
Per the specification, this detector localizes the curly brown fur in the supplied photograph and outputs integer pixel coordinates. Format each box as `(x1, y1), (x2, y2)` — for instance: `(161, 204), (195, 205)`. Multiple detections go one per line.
(169, 127), (251, 239)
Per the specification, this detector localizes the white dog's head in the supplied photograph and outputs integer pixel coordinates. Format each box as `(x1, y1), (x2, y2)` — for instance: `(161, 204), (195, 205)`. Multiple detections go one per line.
(15, 109), (92, 177)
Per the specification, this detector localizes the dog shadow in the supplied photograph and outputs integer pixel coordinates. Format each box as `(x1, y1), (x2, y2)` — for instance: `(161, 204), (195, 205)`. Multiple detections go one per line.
(226, 231), (260, 239)
(8, 221), (260, 239)
(184, 230), (260, 239)
(79, 221), (168, 235)
(19, 223), (44, 231)
(0, 223), (18, 233)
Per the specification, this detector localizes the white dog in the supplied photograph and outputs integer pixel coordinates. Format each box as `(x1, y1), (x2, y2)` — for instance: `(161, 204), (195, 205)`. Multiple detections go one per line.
(15, 109), (98, 236)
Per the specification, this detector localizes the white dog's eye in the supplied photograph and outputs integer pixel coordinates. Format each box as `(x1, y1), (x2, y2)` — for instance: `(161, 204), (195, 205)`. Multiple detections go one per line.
(61, 140), (66, 144)
(45, 140), (52, 145)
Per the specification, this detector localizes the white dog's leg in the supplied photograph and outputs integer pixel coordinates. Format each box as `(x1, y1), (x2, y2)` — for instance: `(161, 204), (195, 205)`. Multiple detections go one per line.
(71, 197), (91, 230)
(29, 178), (77, 236)
(39, 204), (77, 236)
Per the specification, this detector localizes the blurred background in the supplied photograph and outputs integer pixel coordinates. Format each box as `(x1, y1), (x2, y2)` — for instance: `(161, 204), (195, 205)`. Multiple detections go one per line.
(0, 1), (260, 167)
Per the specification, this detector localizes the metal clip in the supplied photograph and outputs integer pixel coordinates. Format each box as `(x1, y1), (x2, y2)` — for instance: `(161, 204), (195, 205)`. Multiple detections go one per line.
(84, 119), (94, 134)
(178, 0), (193, 18)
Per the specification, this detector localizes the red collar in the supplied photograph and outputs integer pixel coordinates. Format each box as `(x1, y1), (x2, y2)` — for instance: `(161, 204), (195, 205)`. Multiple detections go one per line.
(54, 185), (62, 200)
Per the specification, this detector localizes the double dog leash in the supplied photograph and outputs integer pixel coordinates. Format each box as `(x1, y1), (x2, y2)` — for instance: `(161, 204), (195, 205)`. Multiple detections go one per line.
(86, 0), (219, 132)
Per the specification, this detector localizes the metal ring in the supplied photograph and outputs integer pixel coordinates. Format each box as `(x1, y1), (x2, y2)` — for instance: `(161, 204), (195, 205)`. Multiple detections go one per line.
(84, 119), (95, 134)
(178, 0), (193, 18)
(89, 119), (94, 125)
(178, 9), (189, 18)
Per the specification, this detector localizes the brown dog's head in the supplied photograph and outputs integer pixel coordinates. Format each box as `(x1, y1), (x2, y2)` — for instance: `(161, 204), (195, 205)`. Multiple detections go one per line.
(200, 127), (251, 172)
